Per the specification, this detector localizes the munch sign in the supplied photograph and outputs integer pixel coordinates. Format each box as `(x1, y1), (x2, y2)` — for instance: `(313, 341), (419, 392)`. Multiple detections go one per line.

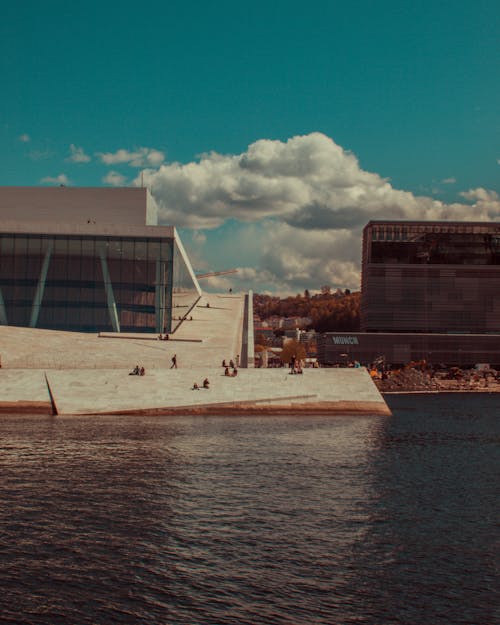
(332, 336), (359, 345)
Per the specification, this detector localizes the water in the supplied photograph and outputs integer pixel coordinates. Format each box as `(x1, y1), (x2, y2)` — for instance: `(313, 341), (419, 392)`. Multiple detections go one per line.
(0, 394), (498, 624)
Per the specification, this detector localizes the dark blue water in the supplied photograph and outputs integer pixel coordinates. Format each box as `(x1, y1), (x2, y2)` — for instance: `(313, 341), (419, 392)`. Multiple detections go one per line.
(0, 394), (498, 624)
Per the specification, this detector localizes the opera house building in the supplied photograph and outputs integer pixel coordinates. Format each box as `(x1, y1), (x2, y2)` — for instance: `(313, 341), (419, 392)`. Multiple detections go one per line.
(0, 187), (201, 334)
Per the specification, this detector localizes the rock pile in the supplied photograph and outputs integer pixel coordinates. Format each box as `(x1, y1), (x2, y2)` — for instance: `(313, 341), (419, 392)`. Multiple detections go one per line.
(375, 368), (440, 393)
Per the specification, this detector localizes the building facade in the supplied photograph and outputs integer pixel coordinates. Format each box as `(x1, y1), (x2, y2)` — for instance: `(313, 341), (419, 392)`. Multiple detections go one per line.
(316, 331), (500, 368)
(361, 220), (500, 333)
(0, 187), (201, 333)
(319, 220), (500, 367)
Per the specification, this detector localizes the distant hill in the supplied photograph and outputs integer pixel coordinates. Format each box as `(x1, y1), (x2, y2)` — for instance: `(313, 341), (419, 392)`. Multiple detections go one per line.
(253, 290), (360, 333)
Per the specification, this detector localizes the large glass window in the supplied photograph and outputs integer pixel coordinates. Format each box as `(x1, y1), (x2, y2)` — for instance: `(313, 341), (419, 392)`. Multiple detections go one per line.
(370, 232), (500, 265)
(0, 232), (190, 333)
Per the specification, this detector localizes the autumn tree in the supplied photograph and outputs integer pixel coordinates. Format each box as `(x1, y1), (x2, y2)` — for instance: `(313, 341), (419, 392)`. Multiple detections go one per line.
(254, 290), (360, 333)
(280, 339), (306, 364)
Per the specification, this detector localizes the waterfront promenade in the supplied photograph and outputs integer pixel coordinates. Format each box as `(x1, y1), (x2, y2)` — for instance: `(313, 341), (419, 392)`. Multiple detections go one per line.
(0, 293), (390, 416)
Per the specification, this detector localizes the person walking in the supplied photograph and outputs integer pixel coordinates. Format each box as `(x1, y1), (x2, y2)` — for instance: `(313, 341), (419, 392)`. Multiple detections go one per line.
(171, 354), (177, 369)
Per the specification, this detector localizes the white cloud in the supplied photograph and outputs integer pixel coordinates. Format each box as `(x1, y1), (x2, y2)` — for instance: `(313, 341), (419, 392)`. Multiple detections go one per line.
(133, 133), (500, 293)
(228, 224), (361, 292)
(67, 144), (91, 163)
(139, 133), (499, 231)
(460, 188), (499, 203)
(40, 174), (70, 185)
(19, 133), (30, 142)
(97, 147), (165, 168)
(441, 177), (456, 184)
(102, 171), (127, 186)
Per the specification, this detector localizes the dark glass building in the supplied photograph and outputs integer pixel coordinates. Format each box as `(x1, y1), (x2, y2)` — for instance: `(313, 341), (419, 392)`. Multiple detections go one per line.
(361, 221), (500, 333)
(318, 221), (500, 367)
(0, 187), (201, 333)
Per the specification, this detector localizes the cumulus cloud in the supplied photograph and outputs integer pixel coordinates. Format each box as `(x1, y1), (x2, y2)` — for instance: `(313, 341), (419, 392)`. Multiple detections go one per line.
(40, 174), (70, 185)
(136, 133), (500, 293)
(102, 171), (127, 186)
(228, 225), (362, 292)
(140, 133), (499, 230)
(19, 133), (30, 142)
(67, 144), (91, 163)
(460, 188), (499, 203)
(97, 147), (165, 168)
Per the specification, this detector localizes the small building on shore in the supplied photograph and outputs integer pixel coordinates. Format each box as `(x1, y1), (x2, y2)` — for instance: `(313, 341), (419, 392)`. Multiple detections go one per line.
(317, 331), (500, 368)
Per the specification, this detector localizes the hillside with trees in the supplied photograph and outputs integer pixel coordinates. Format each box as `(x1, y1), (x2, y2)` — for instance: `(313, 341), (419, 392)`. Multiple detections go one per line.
(254, 288), (360, 333)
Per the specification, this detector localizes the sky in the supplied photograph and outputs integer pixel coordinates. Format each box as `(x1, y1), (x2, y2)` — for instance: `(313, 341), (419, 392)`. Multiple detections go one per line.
(1, 0), (499, 294)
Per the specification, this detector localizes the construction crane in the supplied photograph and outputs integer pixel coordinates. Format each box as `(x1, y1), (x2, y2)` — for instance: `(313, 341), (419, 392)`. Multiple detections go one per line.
(195, 269), (238, 280)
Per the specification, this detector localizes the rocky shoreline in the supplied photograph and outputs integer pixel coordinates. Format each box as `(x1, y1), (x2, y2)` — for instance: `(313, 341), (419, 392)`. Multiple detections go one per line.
(374, 367), (500, 394)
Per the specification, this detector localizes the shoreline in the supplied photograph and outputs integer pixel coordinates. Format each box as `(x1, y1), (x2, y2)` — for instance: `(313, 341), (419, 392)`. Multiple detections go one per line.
(0, 400), (391, 417)
(2, 388), (498, 416)
(381, 388), (500, 395)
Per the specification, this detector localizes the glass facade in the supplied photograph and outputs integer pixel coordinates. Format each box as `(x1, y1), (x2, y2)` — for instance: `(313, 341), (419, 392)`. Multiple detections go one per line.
(361, 222), (500, 334)
(0, 232), (200, 333)
(369, 223), (500, 265)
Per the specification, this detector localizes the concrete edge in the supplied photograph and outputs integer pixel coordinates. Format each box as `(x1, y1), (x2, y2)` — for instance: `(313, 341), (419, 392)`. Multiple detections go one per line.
(0, 402), (53, 415)
(60, 400), (391, 417)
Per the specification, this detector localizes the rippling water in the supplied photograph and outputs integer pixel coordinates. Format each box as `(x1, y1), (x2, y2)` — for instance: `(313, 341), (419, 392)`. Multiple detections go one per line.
(0, 394), (498, 624)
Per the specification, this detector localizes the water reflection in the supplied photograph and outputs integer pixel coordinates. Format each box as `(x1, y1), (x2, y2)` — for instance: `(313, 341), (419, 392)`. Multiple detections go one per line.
(347, 394), (499, 625)
(0, 404), (498, 624)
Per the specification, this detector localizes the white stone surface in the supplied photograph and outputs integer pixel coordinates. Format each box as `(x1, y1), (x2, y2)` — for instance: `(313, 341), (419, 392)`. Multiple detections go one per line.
(0, 370), (49, 402)
(46, 367), (386, 415)
(0, 294), (244, 370)
(0, 187), (156, 227)
(0, 292), (389, 415)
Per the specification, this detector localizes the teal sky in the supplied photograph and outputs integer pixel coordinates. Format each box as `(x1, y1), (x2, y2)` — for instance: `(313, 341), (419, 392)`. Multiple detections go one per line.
(1, 0), (499, 293)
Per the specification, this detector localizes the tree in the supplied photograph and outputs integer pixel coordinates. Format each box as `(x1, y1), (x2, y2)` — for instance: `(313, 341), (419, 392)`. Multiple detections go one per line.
(280, 339), (306, 364)
(255, 333), (269, 347)
(253, 290), (361, 333)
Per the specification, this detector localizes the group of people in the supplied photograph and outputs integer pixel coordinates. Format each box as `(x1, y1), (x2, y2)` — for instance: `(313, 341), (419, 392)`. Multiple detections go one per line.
(129, 365), (145, 376)
(289, 354), (303, 375)
(192, 378), (210, 390)
(222, 356), (239, 377)
(222, 356), (239, 368)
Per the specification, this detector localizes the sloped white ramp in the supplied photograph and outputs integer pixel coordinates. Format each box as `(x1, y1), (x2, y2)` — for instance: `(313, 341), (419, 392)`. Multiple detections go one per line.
(45, 368), (391, 416)
(0, 370), (53, 414)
